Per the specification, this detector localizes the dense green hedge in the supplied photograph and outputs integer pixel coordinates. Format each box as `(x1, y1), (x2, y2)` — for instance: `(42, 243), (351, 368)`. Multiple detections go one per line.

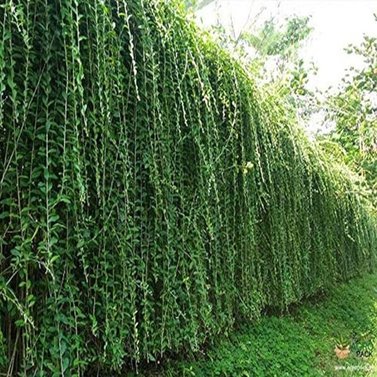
(0, 0), (376, 375)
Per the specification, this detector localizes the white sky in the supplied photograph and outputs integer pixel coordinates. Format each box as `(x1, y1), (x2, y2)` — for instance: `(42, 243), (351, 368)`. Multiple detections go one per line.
(197, 0), (377, 92)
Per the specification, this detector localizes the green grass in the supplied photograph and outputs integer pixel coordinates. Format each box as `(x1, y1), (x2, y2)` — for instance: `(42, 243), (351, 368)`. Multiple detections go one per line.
(140, 273), (377, 377)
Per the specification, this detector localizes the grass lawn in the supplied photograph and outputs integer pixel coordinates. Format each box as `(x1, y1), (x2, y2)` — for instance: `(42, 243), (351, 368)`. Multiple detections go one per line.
(139, 273), (377, 377)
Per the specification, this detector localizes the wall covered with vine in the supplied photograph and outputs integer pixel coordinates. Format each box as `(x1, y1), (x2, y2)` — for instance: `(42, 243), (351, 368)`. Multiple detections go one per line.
(0, 0), (376, 375)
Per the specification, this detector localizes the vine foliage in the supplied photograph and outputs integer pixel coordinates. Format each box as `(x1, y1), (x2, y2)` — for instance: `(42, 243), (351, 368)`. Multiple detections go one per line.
(0, 0), (376, 375)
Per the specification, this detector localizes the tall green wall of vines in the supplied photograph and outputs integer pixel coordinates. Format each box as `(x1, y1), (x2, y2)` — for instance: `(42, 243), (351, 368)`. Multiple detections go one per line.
(0, 0), (376, 375)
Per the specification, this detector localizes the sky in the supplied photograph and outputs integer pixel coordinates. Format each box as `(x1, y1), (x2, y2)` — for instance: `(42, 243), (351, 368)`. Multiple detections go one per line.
(196, 0), (377, 92)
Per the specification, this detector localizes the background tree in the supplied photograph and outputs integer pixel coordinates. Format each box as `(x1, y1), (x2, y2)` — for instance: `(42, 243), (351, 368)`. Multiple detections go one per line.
(241, 16), (318, 121)
(323, 16), (377, 206)
(197, 12), (318, 123)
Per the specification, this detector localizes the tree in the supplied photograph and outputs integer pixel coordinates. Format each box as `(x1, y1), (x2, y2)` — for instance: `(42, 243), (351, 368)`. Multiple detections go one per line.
(198, 13), (317, 121)
(324, 16), (377, 205)
(245, 16), (317, 123)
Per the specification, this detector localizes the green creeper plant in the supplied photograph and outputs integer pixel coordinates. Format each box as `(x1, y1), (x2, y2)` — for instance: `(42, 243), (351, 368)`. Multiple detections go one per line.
(0, 1), (376, 376)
